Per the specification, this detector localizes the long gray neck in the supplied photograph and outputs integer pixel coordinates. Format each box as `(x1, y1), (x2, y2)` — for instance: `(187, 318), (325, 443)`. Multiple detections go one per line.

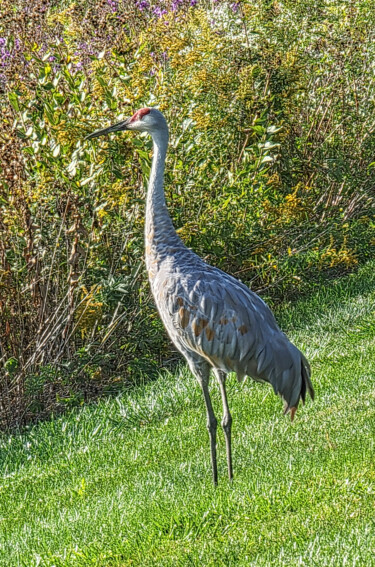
(145, 128), (182, 255)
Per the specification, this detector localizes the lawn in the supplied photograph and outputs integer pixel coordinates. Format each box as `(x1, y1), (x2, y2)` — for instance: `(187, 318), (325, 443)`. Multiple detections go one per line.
(1, 262), (375, 566)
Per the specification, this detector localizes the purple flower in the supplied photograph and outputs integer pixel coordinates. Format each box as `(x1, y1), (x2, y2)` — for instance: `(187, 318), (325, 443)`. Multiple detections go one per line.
(49, 56), (56, 62)
(1, 49), (11, 66)
(136, 0), (149, 9)
(171, 0), (183, 10)
(153, 6), (168, 17)
(190, 0), (198, 5)
(231, 1), (240, 12)
(0, 38), (6, 47)
(107, 0), (118, 12)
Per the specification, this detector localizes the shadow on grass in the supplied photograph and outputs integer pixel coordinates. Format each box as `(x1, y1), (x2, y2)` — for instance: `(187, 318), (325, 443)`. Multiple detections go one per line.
(273, 260), (375, 331)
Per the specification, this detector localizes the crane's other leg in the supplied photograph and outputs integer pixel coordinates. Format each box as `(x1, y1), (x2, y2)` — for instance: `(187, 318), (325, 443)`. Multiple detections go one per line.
(188, 359), (218, 485)
(214, 369), (233, 481)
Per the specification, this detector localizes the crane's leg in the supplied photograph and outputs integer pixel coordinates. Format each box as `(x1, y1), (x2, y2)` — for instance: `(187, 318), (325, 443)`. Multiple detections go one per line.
(200, 377), (218, 485)
(189, 359), (218, 485)
(214, 369), (233, 481)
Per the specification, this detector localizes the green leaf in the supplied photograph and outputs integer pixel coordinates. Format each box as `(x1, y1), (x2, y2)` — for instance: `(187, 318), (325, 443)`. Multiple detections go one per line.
(44, 101), (56, 125)
(251, 125), (265, 135)
(23, 147), (35, 156)
(4, 357), (18, 374)
(53, 144), (61, 158)
(222, 197), (231, 209)
(262, 141), (280, 150)
(16, 129), (27, 140)
(266, 125), (283, 134)
(8, 93), (20, 112)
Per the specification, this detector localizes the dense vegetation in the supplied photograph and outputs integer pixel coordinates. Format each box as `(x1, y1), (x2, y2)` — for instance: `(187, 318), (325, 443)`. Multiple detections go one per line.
(1, 0), (374, 426)
(0, 262), (374, 566)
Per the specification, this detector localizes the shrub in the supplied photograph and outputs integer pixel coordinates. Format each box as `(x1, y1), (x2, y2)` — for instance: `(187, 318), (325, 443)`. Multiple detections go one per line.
(1, 0), (374, 426)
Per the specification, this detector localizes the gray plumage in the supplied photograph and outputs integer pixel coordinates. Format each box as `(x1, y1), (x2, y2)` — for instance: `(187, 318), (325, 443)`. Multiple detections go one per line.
(86, 107), (314, 485)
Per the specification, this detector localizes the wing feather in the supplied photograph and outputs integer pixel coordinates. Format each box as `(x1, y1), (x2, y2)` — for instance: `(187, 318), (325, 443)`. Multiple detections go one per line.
(154, 265), (314, 413)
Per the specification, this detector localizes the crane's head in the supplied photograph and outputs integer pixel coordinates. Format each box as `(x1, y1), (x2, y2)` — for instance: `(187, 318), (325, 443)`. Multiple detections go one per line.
(85, 107), (168, 140)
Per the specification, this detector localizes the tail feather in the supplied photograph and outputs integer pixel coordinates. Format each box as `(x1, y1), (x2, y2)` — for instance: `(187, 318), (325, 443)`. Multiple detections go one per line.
(301, 355), (314, 403)
(250, 338), (314, 419)
(283, 354), (314, 419)
(242, 330), (314, 419)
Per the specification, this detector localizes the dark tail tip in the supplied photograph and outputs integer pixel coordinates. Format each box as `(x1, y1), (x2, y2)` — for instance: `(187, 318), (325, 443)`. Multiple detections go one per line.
(283, 402), (297, 421)
(301, 358), (315, 403)
(283, 357), (314, 420)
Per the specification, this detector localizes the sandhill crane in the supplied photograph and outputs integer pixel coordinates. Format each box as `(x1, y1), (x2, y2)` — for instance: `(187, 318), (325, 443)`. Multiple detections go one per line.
(86, 108), (314, 485)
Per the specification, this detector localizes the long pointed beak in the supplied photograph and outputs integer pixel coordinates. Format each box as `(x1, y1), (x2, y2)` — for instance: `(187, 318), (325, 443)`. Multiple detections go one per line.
(85, 117), (132, 140)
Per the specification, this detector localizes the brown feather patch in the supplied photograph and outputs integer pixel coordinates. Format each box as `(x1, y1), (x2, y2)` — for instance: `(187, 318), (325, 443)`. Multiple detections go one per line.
(179, 307), (190, 329)
(192, 318), (209, 336)
(205, 326), (215, 341)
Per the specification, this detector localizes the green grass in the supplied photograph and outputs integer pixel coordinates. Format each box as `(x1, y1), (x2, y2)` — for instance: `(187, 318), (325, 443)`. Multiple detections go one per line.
(1, 263), (375, 567)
